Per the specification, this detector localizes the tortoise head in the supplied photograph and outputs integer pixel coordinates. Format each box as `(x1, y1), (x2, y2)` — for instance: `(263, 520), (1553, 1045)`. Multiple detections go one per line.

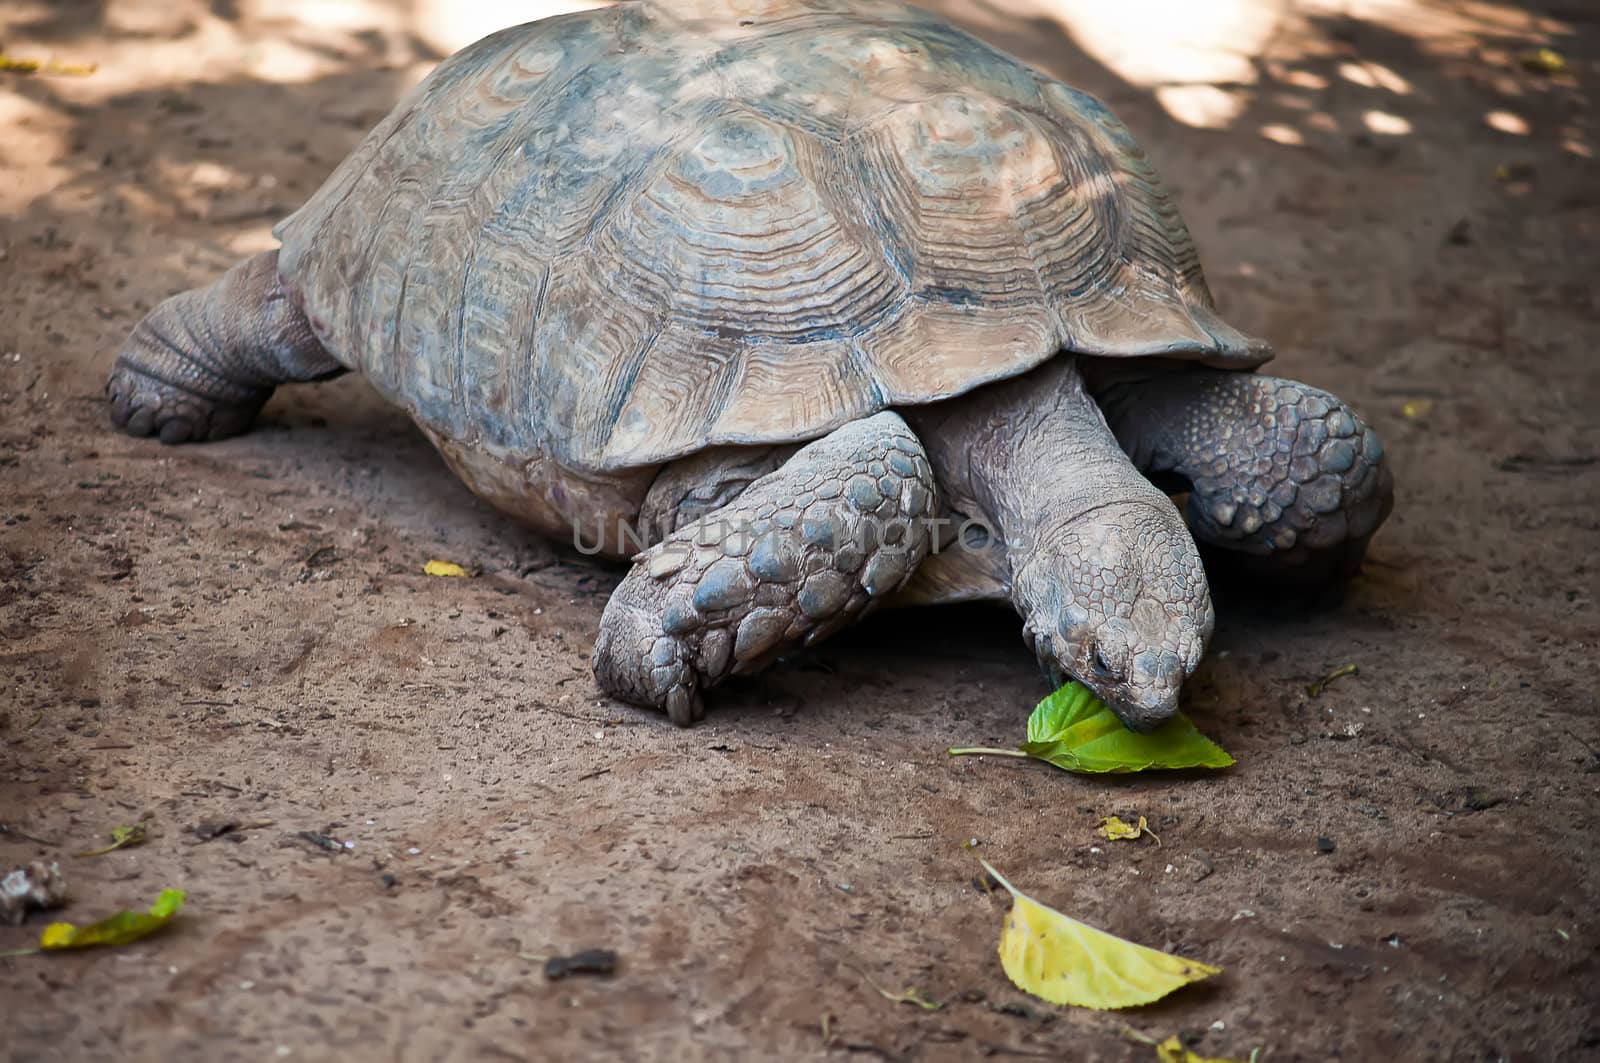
(1018, 500), (1214, 732)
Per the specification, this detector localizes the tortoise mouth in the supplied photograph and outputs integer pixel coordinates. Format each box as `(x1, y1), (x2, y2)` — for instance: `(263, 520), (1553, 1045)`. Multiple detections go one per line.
(1080, 674), (1180, 734)
(1047, 663), (1180, 734)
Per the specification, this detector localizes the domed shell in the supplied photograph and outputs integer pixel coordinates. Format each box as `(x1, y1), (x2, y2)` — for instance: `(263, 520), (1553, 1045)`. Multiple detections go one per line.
(275, 0), (1270, 474)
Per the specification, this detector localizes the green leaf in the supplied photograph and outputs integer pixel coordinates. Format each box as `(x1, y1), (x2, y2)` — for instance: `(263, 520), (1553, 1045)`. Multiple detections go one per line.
(1019, 682), (1233, 774)
(39, 889), (185, 950)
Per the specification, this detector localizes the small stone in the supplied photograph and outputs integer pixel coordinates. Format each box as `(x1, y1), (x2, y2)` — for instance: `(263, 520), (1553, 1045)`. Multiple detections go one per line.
(1316, 836), (1336, 854)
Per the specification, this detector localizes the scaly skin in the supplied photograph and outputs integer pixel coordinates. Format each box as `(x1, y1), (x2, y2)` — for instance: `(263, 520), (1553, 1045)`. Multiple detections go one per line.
(105, 251), (343, 443)
(908, 357), (1214, 731)
(103, 260), (1388, 731)
(592, 412), (937, 725)
(1093, 366), (1394, 580)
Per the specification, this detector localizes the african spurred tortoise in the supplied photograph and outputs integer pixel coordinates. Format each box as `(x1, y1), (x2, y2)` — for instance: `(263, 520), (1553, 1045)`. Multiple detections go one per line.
(105, 0), (1394, 728)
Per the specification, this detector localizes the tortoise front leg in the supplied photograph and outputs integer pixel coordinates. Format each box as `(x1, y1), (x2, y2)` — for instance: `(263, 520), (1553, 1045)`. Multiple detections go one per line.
(1096, 368), (1394, 579)
(592, 412), (936, 725)
(106, 251), (345, 443)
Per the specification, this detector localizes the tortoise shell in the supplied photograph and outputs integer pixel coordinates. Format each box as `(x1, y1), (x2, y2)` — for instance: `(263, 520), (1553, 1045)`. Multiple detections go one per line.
(274, 0), (1269, 474)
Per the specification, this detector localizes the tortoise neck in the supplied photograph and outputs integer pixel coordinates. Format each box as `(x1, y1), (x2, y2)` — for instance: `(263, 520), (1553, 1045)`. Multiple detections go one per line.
(905, 356), (1175, 556)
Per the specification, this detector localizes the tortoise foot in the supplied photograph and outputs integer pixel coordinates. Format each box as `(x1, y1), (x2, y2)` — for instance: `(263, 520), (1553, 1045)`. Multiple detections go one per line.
(106, 361), (267, 444)
(105, 251), (341, 445)
(592, 413), (936, 725)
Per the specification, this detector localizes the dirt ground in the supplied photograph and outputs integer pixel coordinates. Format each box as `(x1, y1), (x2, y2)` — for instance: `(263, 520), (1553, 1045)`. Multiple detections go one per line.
(2, 1), (1597, 1060)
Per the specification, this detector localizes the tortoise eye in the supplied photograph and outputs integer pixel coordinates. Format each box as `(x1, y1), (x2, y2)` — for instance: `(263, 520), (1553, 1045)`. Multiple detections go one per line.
(1089, 643), (1122, 681)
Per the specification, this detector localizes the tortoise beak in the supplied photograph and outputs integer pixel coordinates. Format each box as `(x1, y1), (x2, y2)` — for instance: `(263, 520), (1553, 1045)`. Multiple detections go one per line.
(1101, 687), (1180, 733)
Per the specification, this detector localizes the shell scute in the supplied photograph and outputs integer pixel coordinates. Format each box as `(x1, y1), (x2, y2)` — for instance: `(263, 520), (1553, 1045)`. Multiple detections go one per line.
(276, 1), (1269, 472)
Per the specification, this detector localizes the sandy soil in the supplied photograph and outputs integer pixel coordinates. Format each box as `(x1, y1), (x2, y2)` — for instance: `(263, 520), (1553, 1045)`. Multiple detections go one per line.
(2, 1), (1598, 1060)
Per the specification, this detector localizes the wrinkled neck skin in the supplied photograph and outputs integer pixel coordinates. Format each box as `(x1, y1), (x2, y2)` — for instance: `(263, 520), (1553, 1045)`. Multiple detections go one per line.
(911, 357), (1150, 541)
(904, 356), (1214, 730)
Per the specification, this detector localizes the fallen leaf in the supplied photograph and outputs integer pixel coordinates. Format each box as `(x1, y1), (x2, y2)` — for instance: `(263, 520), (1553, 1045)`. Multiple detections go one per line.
(75, 824), (146, 858)
(0, 54), (97, 76)
(40, 888), (185, 950)
(1154, 1034), (1250, 1062)
(1400, 400), (1434, 420)
(1027, 683), (1232, 773)
(851, 966), (944, 1010)
(1306, 663), (1358, 698)
(1492, 161), (1536, 183)
(423, 559), (470, 578)
(1518, 48), (1566, 75)
(950, 683), (1232, 773)
(982, 859), (1219, 1009)
(1097, 816), (1160, 846)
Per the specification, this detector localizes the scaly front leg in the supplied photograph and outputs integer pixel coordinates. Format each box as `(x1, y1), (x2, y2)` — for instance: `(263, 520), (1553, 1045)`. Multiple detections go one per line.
(1095, 367), (1394, 581)
(592, 413), (937, 725)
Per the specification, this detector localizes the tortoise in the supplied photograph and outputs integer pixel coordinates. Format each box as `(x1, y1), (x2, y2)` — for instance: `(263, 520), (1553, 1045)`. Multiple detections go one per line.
(104, 0), (1393, 730)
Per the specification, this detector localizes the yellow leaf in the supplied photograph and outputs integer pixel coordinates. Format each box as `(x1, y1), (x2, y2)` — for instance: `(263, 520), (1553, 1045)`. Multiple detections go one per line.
(1097, 816), (1160, 846)
(982, 860), (1219, 1009)
(75, 823), (146, 858)
(1155, 1034), (1249, 1062)
(1518, 48), (1566, 75)
(423, 559), (469, 578)
(0, 54), (97, 76)
(40, 889), (185, 950)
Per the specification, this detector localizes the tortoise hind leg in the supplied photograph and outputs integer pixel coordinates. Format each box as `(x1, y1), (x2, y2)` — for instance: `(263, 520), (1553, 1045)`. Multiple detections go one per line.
(1096, 368), (1394, 583)
(106, 250), (344, 444)
(593, 412), (937, 725)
